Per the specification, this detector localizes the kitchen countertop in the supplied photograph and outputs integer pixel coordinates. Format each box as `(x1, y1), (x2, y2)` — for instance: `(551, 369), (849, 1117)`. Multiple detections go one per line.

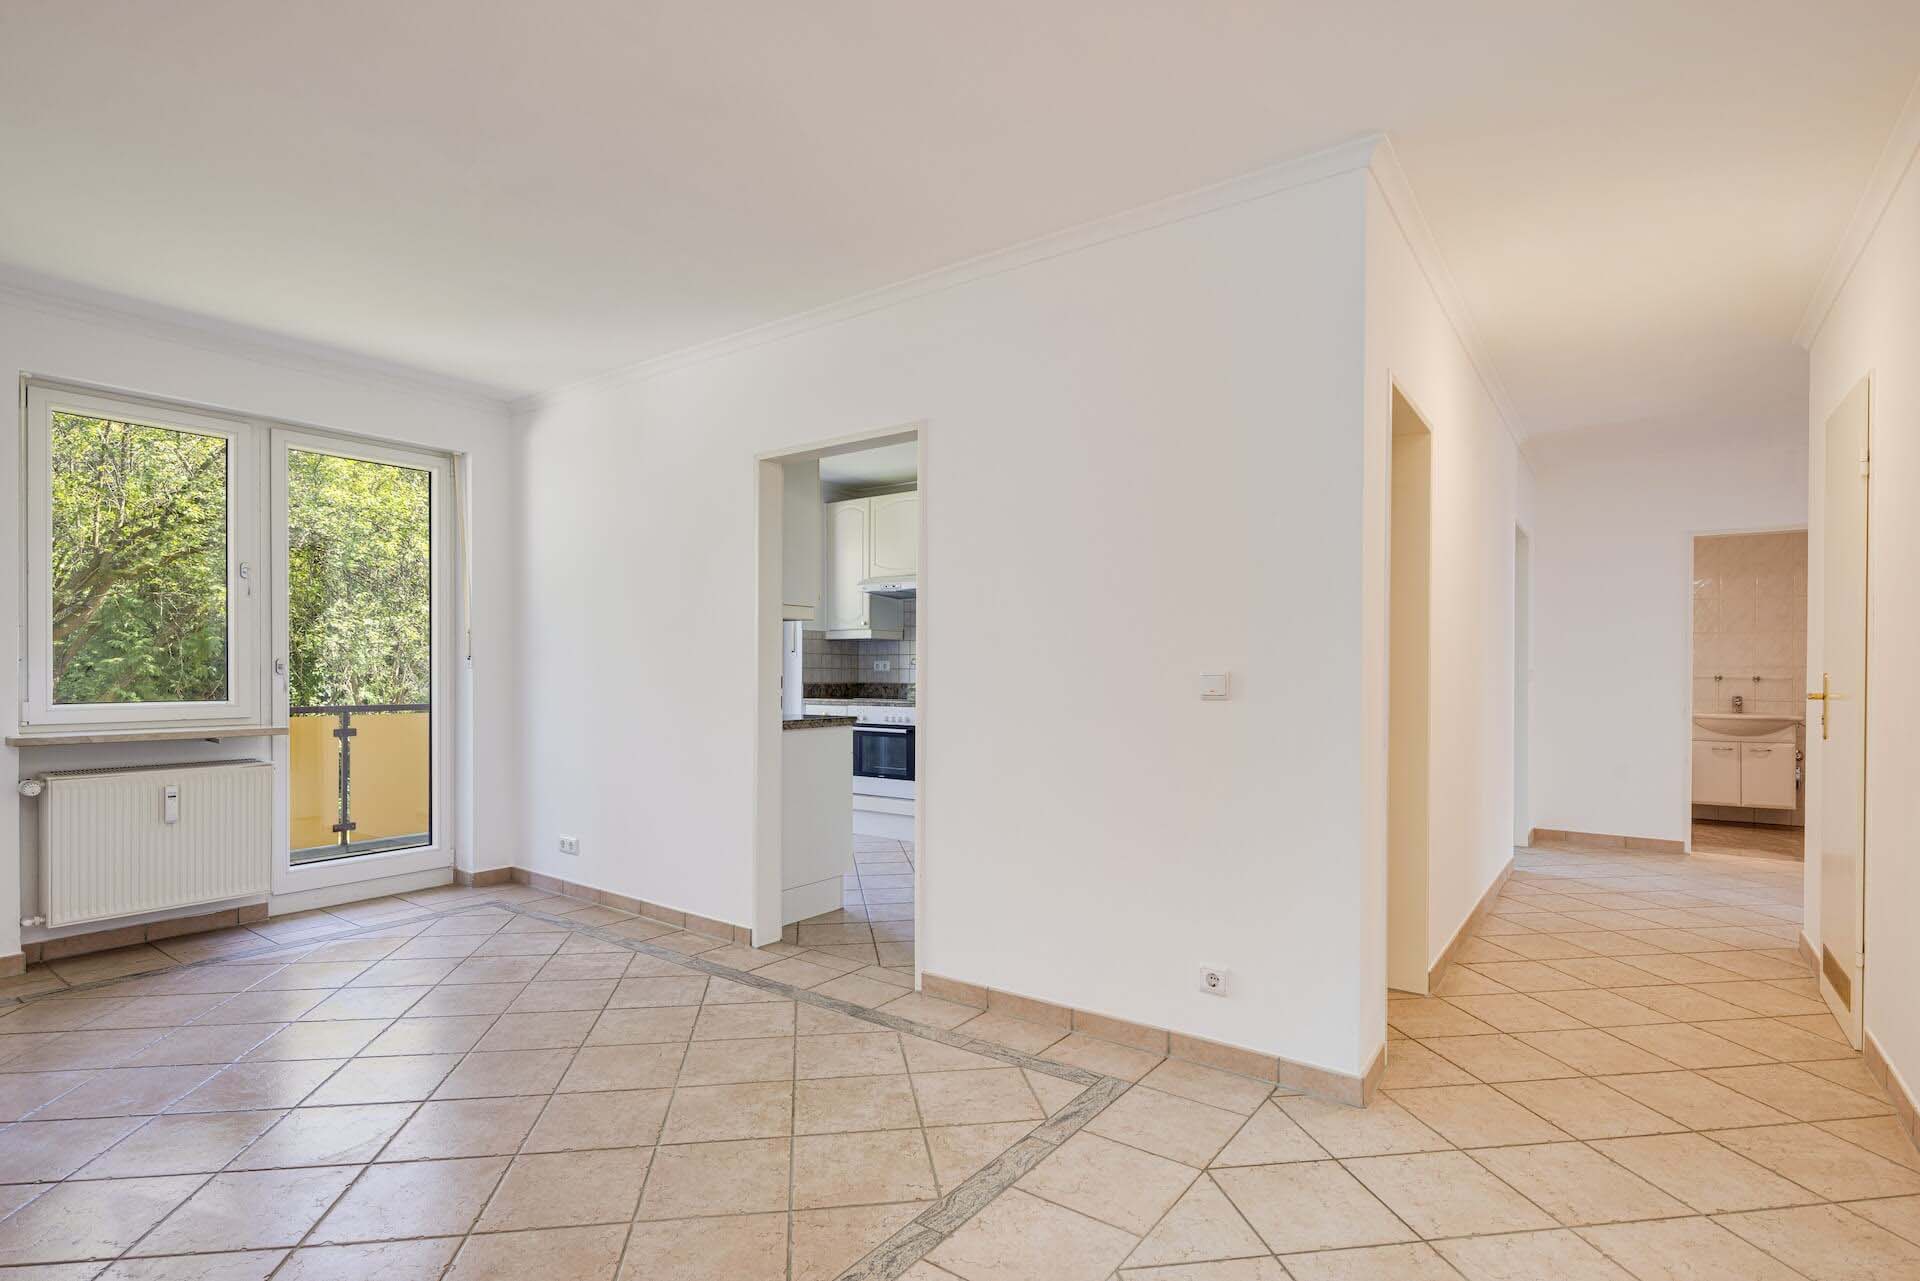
(806, 698), (915, 707)
(783, 716), (858, 731)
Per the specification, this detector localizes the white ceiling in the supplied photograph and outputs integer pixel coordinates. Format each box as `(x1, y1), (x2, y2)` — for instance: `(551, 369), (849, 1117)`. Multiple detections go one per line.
(2, 2), (1916, 436)
(820, 442), (918, 492)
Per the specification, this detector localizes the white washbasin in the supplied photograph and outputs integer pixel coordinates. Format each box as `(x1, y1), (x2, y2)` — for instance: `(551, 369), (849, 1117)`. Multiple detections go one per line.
(1692, 714), (1800, 738)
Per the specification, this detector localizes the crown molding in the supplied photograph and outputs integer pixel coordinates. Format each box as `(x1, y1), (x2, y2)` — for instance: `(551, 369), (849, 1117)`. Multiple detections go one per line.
(518, 134), (1389, 413)
(1795, 72), (1920, 350)
(0, 266), (517, 415)
(1364, 137), (1528, 450)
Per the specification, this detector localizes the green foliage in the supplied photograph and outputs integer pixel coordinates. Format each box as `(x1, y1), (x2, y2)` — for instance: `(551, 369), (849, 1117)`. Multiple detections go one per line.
(48, 414), (432, 710)
(50, 412), (229, 704)
(287, 450), (431, 708)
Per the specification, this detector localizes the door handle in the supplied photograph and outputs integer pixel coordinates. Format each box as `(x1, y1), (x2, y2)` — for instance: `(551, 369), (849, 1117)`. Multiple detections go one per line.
(1807, 672), (1829, 741)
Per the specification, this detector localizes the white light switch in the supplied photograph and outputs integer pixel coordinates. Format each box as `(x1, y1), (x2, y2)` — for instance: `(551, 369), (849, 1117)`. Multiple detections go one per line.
(1199, 672), (1231, 700)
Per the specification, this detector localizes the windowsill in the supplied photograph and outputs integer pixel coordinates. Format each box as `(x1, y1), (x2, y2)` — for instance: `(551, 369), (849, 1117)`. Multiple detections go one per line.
(6, 725), (289, 748)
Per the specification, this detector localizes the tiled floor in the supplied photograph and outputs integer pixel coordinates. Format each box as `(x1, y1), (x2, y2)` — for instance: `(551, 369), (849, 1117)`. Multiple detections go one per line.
(1692, 819), (1805, 860)
(2, 841), (1915, 1280)
(788, 834), (917, 976)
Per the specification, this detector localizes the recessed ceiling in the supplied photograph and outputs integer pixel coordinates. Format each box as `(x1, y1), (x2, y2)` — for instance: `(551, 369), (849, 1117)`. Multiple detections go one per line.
(2, 2), (1915, 435)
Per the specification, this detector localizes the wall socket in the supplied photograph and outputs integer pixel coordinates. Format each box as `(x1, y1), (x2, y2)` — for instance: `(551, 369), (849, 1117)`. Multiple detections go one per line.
(558, 835), (580, 856)
(1198, 965), (1230, 996)
(873, 659), (890, 672)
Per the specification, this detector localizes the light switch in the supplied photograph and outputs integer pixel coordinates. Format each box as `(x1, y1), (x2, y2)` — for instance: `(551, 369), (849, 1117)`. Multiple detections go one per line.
(1200, 672), (1231, 700)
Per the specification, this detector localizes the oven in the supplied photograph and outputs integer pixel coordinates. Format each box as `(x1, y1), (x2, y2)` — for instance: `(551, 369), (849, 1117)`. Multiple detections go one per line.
(852, 722), (915, 795)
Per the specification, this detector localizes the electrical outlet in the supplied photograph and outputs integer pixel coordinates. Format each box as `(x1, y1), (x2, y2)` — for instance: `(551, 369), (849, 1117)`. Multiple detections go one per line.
(558, 835), (580, 856)
(873, 659), (890, 672)
(1199, 965), (1229, 996)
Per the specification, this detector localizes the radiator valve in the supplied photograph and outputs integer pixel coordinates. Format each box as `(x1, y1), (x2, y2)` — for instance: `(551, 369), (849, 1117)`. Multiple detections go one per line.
(16, 778), (44, 799)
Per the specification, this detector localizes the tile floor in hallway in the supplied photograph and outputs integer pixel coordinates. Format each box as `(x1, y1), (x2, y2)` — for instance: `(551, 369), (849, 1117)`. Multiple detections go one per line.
(0, 840), (1914, 1280)
(1691, 819), (1806, 860)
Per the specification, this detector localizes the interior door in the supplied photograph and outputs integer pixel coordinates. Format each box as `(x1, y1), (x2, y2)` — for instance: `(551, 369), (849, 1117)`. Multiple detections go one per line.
(270, 431), (454, 896)
(1816, 377), (1869, 1045)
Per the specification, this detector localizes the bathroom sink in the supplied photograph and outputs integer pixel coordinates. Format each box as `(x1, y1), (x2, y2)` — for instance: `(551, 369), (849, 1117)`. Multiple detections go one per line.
(1692, 714), (1800, 737)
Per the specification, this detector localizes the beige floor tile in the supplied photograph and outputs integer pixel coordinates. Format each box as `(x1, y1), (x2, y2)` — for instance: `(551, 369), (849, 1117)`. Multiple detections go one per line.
(791, 1202), (928, 1281)
(476, 1146), (652, 1230)
(1210, 1099), (1329, 1166)
(1387, 999), (1499, 1039)
(446, 1223), (627, 1281)
(1380, 1040), (1477, 1089)
(523, 1088), (669, 1152)
(7, 1028), (170, 1072)
(911, 1067), (1044, 1127)
(929, 1186), (1138, 1281)
(0, 1174), (203, 1265)
(1273, 1094), (1449, 1159)
(1843, 1195), (1920, 1246)
(690, 1002), (795, 1040)
(305, 1053), (459, 1105)
(167, 1059), (341, 1113)
(1515, 1028), (1678, 1075)
(1606, 1023), (1773, 1069)
(1493, 1077), (1686, 1139)
(1600, 1070), (1793, 1128)
(900, 1037), (1004, 1074)
(1799, 1056), (1889, 1095)
(0, 1115), (147, 1181)
(1385, 1084), (1568, 1147)
(1707, 1122), (1920, 1200)
(1212, 1161), (1418, 1253)
(1445, 994), (1589, 1033)
(1117, 1259), (1289, 1280)
(432, 1048), (572, 1099)
(636, 1138), (792, 1219)
(1818, 1116), (1920, 1171)
(380, 1096), (546, 1160)
(662, 1080), (793, 1143)
(585, 1005), (698, 1046)
(1084, 1085), (1247, 1168)
(1122, 1173), (1268, 1269)
(471, 1010), (597, 1052)
(405, 983), (524, 1018)
(1470, 1141), (1690, 1226)
(309, 1157), (506, 1243)
(1431, 1228), (1634, 1280)
(137, 1165), (360, 1254)
(227, 1101), (412, 1168)
(1717, 1203), (1920, 1281)
(1420, 1033), (1577, 1082)
(619, 1212), (787, 1281)
(795, 1072), (921, 1133)
(794, 1128), (939, 1208)
(677, 1035), (795, 1085)
(1701, 1063), (1892, 1120)
(1025, 1068), (1087, 1115)
(558, 1043), (684, 1092)
(1037, 1032), (1164, 1081)
(1576, 1214), (1809, 1280)
(1136, 1061), (1273, 1116)
(1018, 1131), (1197, 1233)
(1345, 1150), (1555, 1237)
(97, 1248), (290, 1281)
(952, 1012), (1068, 1055)
(144, 1022), (332, 1066)
(796, 1031), (907, 1079)
(814, 973), (911, 1008)
(1278, 1242), (1462, 1280)
(924, 1121), (1039, 1192)
(607, 976), (708, 1008)
(275, 1238), (462, 1281)
(78, 1109), (282, 1178)
(1588, 1132), (1818, 1213)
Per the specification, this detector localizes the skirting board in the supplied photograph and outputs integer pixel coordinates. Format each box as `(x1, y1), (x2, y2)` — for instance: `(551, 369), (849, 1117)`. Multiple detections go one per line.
(1528, 827), (1686, 855)
(1424, 855), (1514, 993)
(18, 902), (271, 965)
(454, 867), (515, 888)
(0, 953), (23, 978)
(920, 971), (1383, 1107)
(1865, 1031), (1920, 1157)
(508, 867), (751, 945)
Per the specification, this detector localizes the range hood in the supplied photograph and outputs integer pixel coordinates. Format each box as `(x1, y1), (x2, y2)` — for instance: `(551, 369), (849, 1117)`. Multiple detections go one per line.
(861, 576), (917, 598)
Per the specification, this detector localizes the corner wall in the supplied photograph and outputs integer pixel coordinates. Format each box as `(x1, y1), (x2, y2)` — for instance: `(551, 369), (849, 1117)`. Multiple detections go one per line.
(1361, 163), (1530, 1031)
(514, 155), (1380, 1077)
(1805, 125), (1920, 1100)
(1525, 418), (1807, 846)
(0, 289), (521, 964)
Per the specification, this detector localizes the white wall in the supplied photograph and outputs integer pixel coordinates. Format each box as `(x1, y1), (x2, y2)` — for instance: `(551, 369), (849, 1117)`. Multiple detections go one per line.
(1526, 416), (1806, 845)
(1, 287), (520, 963)
(1805, 130), (1920, 1099)
(515, 156), (1382, 1077)
(1361, 169), (1530, 1030)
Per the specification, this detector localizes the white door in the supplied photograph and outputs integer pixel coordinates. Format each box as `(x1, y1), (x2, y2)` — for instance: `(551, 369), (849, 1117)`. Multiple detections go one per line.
(270, 431), (454, 896)
(1815, 377), (1869, 1045)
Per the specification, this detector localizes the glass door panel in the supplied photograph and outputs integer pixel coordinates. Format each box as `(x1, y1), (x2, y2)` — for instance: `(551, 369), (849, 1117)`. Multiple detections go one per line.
(285, 448), (433, 864)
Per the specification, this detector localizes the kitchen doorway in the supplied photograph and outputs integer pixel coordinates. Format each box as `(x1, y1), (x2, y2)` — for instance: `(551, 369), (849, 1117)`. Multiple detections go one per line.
(1387, 386), (1433, 995)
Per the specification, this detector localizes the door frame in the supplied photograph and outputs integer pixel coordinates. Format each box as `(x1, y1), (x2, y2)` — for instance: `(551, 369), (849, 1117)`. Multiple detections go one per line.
(269, 428), (457, 897)
(752, 422), (926, 964)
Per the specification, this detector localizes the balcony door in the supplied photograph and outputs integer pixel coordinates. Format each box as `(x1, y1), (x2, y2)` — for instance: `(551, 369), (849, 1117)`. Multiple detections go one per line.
(270, 431), (453, 895)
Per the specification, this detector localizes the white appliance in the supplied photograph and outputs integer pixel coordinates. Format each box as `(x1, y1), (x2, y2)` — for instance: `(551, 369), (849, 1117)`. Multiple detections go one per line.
(805, 702), (917, 839)
(780, 621), (805, 719)
(859, 576), (917, 597)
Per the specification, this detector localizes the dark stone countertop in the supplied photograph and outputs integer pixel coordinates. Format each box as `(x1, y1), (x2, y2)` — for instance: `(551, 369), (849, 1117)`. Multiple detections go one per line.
(783, 716), (858, 731)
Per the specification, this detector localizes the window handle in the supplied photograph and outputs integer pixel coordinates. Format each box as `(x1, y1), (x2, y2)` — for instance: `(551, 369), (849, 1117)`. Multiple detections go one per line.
(239, 561), (253, 597)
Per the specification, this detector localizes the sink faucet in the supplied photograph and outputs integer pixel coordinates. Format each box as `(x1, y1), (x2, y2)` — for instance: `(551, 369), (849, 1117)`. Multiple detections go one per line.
(1732, 694), (1743, 713)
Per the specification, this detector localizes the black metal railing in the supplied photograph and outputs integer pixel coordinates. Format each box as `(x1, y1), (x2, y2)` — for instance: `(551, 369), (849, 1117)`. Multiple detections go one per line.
(291, 703), (430, 862)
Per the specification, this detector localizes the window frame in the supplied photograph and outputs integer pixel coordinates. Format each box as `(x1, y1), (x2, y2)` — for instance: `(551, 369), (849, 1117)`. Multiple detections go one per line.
(22, 382), (264, 729)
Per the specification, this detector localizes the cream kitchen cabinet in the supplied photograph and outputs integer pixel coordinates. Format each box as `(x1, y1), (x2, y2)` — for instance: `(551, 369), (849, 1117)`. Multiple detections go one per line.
(867, 490), (919, 580)
(819, 497), (904, 639)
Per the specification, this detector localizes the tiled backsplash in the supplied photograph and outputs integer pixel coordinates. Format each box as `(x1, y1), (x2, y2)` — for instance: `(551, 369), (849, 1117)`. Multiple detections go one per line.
(1692, 530), (1806, 716)
(804, 596), (916, 687)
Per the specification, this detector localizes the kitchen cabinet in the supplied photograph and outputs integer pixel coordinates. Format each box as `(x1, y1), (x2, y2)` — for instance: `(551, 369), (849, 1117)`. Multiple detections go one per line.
(867, 490), (919, 579)
(1692, 741), (1743, 806)
(781, 460), (821, 620)
(820, 498), (904, 639)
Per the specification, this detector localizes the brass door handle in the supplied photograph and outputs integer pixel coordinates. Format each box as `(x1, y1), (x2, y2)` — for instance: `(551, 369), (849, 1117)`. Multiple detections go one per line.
(1807, 673), (1830, 740)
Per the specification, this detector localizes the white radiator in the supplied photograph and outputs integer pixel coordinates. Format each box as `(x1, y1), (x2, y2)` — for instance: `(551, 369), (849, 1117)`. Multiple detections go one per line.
(37, 760), (272, 928)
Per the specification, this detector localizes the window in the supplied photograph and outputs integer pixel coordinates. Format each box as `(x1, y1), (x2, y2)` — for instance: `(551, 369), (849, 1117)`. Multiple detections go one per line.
(24, 384), (259, 727)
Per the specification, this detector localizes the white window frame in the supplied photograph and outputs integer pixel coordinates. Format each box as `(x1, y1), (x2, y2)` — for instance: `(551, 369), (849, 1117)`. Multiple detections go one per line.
(269, 428), (455, 895)
(22, 383), (264, 730)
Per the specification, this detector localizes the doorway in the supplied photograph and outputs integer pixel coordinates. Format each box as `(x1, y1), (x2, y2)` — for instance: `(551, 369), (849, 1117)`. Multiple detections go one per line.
(1387, 387), (1433, 994)
(1815, 377), (1870, 1046)
(1513, 525), (1531, 847)
(271, 432), (454, 897)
